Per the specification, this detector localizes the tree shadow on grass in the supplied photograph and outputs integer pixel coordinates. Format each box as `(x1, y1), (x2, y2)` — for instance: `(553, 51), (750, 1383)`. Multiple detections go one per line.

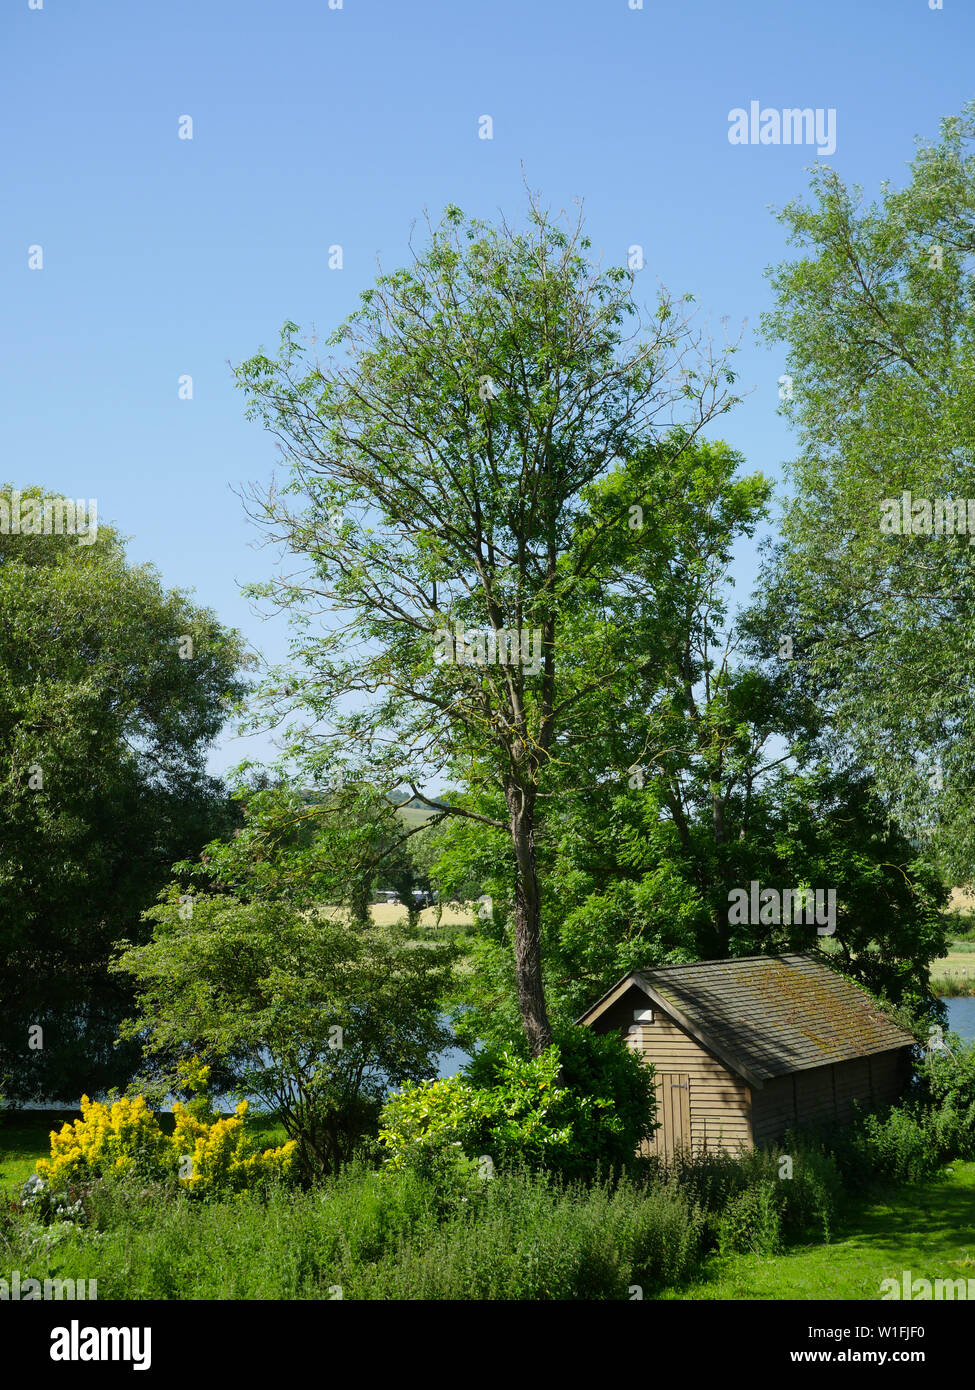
(838, 1168), (975, 1256)
(655, 1164), (975, 1299)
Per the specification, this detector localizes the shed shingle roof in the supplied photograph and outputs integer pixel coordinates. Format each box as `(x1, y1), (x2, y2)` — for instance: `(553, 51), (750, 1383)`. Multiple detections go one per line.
(580, 954), (916, 1084)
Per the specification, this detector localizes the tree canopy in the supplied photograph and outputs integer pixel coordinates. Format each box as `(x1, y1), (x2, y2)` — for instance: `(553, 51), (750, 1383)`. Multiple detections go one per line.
(0, 486), (245, 1101)
(234, 196), (745, 1053)
(761, 101), (975, 882)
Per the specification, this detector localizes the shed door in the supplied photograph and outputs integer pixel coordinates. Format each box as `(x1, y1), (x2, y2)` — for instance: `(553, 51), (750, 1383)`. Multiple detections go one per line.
(654, 1072), (691, 1157)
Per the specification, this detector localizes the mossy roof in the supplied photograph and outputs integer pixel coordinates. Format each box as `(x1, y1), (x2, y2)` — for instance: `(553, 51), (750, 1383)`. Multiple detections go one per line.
(578, 954), (916, 1084)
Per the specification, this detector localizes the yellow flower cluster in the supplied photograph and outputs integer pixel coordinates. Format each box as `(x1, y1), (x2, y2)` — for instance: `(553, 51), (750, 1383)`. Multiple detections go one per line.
(37, 1095), (168, 1187)
(171, 1099), (297, 1196)
(36, 1093), (297, 1198)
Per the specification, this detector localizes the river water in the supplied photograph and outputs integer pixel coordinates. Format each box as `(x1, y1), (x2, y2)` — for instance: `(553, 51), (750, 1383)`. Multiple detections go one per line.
(944, 995), (975, 1042)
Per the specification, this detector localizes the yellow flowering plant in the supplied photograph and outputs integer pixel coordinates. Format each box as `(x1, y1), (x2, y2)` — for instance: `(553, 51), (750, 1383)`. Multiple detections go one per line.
(37, 1085), (297, 1198)
(171, 1099), (297, 1196)
(37, 1094), (169, 1187)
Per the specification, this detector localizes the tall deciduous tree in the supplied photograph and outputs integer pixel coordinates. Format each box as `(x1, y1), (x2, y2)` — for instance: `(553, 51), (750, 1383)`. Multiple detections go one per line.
(234, 198), (743, 1054)
(430, 439), (947, 1046)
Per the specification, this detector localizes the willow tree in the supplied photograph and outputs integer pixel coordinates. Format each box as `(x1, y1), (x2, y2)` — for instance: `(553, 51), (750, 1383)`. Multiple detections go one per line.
(762, 103), (975, 880)
(234, 197), (741, 1055)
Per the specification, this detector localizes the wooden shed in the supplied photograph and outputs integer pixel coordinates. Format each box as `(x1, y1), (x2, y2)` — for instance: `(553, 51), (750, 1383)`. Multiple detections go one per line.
(576, 953), (916, 1157)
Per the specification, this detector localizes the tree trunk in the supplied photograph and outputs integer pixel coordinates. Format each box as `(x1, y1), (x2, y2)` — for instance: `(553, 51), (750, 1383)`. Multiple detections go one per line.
(349, 876), (372, 929)
(710, 787), (731, 958)
(505, 780), (553, 1057)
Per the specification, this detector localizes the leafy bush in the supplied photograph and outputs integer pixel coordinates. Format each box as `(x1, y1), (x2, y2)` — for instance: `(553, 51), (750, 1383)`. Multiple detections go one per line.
(466, 1025), (658, 1181)
(170, 1103), (297, 1196)
(379, 1029), (656, 1181)
(828, 1105), (937, 1187)
(647, 1138), (840, 1251)
(912, 1039), (975, 1156)
(37, 1094), (169, 1187)
(378, 1049), (575, 1176)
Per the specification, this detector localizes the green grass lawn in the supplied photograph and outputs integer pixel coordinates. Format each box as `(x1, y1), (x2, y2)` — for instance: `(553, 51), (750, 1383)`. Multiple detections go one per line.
(657, 1161), (975, 1299)
(0, 1112), (80, 1190)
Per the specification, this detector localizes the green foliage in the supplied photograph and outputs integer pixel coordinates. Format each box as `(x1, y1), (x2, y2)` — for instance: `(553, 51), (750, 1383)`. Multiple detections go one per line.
(378, 1048), (575, 1176)
(717, 1181), (783, 1256)
(525, 761), (949, 1028)
(648, 1139), (842, 1253)
(831, 1106), (943, 1188)
(465, 1025), (658, 1180)
(18, 1175), (88, 1227)
(116, 786), (458, 1179)
(759, 101), (975, 881)
(915, 1037), (975, 1121)
(1, 1162), (705, 1300)
(357, 1170), (704, 1300)
(380, 1028), (656, 1183)
(0, 485), (245, 1103)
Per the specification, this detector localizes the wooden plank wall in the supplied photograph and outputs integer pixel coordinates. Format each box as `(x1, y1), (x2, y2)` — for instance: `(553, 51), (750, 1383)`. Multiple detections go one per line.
(653, 1071), (691, 1154)
(750, 1050), (911, 1145)
(750, 1073), (796, 1146)
(793, 1063), (835, 1129)
(626, 1015), (752, 1156)
(833, 1056), (872, 1124)
(868, 1049), (910, 1107)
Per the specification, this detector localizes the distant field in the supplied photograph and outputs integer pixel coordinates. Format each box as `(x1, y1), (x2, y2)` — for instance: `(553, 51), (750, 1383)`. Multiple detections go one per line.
(372, 901), (474, 928)
(395, 804), (436, 830)
(930, 949), (975, 994)
(932, 891), (975, 989)
(949, 887), (975, 914)
(315, 902), (475, 929)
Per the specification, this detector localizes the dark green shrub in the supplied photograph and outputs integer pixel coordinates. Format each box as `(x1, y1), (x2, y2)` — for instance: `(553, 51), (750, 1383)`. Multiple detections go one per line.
(912, 1040), (975, 1157)
(463, 1025), (657, 1180)
(642, 1138), (839, 1250)
(829, 1104), (942, 1188)
(718, 1180), (783, 1256)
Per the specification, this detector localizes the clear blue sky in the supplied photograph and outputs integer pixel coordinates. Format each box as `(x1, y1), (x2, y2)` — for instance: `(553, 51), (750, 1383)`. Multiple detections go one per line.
(4, 0), (972, 776)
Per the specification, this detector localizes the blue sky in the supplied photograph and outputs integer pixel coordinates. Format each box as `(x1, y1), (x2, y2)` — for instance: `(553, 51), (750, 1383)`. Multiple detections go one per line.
(4, 0), (972, 777)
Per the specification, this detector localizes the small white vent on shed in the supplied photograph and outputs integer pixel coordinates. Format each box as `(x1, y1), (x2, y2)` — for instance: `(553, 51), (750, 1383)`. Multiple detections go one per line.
(633, 1008), (654, 1023)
